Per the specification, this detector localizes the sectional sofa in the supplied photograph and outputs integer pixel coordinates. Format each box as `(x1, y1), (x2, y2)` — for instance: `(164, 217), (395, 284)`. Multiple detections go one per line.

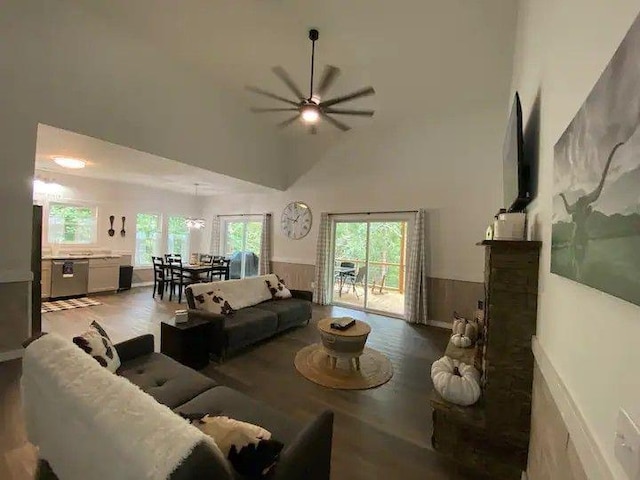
(185, 274), (313, 360)
(23, 333), (334, 480)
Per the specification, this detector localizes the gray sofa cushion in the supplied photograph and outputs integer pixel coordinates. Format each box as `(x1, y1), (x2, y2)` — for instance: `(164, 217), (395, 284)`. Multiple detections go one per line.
(175, 386), (302, 447)
(254, 299), (311, 331)
(118, 353), (217, 408)
(225, 308), (278, 351)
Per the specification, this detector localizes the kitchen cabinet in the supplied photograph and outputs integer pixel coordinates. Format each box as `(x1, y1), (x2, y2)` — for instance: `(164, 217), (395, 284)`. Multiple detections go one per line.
(41, 260), (51, 299)
(88, 257), (120, 293)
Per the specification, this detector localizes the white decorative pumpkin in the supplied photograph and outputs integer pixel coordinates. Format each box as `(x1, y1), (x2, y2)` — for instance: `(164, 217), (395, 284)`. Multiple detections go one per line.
(431, 356), (481, 406)
(450, 333), (472, 348)
(464, 320), (479, 343)
(452, 314), (467, 335)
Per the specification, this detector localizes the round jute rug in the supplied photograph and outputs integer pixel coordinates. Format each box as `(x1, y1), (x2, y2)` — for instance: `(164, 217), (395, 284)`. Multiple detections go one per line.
(294, 343), (393, 390)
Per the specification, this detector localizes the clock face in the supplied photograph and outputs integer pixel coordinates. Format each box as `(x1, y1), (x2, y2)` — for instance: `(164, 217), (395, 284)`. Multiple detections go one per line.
(281, 202), (312, 239)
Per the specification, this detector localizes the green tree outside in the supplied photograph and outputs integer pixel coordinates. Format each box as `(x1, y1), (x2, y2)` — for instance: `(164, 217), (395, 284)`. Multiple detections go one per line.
(48, 203), (96, 244)
(136, 213), (160, 265)
(334, 221), (406, 290)
(167, 216), (190, 257)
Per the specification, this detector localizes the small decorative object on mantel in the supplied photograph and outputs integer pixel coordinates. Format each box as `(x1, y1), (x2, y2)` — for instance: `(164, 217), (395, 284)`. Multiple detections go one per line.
(120, 216), (126, 237)
(451, 313), (478, 348)
(108, 215), (115, 237)
(431, 356), (481, 406)
(493, 212), (526, 240)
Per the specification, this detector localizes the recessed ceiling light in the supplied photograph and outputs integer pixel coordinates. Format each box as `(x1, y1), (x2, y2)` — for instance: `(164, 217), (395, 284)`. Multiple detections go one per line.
(52, 156), (86, 169)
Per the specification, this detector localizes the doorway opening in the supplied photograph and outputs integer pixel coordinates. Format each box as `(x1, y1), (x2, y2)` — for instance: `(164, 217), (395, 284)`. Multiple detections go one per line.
(330, 214), (410, 318)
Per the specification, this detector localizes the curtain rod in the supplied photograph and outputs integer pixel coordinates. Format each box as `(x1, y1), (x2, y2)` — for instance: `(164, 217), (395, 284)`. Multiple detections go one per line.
(216, 213), (271, 218)
(329, 210), (418, 216)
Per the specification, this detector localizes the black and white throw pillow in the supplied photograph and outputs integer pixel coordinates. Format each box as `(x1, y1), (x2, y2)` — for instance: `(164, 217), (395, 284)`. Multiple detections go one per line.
(265, 277), (292, 300)
(183, 413), (283, 478)
(73, 321), (121, 373)
(193, 289), (236, 315)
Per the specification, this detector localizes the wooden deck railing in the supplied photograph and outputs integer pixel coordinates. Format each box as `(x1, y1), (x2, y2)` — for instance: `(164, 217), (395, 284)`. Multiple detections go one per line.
(334, 258), (405, 293)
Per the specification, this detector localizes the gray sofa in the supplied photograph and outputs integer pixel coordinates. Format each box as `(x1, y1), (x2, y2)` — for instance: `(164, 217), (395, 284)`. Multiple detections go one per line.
(35, 334), (334, 480)
(185, 287), (313, 360)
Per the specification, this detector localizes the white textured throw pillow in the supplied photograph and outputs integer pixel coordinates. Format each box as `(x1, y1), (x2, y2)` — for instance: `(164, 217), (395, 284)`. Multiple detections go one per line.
(72, 321), (121, 373)
(192, 288), (236, 315)
(265, 278), (292, 300)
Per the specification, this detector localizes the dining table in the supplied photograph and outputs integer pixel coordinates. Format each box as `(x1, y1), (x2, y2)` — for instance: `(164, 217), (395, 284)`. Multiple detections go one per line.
(180, 263), (230, 282)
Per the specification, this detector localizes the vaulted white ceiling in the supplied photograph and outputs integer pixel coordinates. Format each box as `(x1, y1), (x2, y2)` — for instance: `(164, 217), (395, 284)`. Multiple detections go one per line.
(35, 124), (276, 196)
(78, 0), (518, 130)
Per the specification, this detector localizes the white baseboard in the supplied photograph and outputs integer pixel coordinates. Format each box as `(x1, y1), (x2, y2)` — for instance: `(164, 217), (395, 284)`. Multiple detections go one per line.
(532, 336), (614, 480)
(427, 320), (452, 329)
(131, 281), (154, 288)
(0, 349), (24, 362)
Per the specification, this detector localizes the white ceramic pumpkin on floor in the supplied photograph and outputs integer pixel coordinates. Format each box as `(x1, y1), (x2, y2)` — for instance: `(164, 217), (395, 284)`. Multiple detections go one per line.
(450, 333), (473, 348)
(431, 356), (481, 406)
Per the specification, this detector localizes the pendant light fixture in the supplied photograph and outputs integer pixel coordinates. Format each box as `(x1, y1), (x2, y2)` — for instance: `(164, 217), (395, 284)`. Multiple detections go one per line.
(185, 183), (206, 230)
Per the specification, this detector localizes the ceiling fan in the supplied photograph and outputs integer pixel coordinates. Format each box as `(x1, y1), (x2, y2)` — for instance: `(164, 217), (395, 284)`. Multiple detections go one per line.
(246, 29), (375, 133)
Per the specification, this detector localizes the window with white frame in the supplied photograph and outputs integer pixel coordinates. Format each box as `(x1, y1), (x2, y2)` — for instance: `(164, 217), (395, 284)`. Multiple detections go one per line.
(167, 216), (190, 258)
(135, 213), (162, 266)
(47, 202), (98, 244)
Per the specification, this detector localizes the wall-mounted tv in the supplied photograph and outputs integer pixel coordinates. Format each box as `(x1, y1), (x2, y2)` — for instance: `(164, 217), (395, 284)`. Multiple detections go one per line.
(503, 92), (532, 212)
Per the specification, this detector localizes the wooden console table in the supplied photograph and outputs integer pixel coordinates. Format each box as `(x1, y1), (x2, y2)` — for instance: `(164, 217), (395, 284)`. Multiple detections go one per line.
(430, 240), (541, 479)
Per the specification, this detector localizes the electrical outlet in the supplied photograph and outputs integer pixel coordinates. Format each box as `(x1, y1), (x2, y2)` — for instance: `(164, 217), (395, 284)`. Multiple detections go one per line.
(310, 281), (315, 289)
(615, 409), (640, 479)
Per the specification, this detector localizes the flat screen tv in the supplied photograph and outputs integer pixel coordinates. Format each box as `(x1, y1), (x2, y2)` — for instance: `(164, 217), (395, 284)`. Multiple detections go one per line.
(502, 92), (531, 212)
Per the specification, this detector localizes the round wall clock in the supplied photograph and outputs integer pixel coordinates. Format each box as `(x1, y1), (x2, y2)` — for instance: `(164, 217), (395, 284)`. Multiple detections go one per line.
(281, 201), (312, 239)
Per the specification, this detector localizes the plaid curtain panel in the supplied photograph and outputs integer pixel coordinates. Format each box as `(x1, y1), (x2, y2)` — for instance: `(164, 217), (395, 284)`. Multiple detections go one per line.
(210, 215), (221, 254)
(404, 209), (428, 324)
(260, 214), (272, 275)
(313, 213), (332, 305)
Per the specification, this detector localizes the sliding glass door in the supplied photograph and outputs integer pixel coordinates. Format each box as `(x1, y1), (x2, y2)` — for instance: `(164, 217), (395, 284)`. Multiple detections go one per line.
(221, 218), (262, 279)
(331, 215), (410, 318)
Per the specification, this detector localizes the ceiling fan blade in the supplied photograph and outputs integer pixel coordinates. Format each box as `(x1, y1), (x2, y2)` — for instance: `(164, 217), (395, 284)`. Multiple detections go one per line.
(320, 86), (376, 108)
(309, 125), (318, 135)
(277, 114), (301, 129)
(323, 108), (375, 117)
(321, 113), (351, 132)
(272, 66), (306, 101)
(316, 65), (341, 98)
(250, 107), (299, 113)
(245, 86), (299, 106)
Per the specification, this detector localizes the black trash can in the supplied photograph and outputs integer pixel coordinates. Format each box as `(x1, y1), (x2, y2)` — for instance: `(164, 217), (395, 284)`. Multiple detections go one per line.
(119, 265), (133, 291)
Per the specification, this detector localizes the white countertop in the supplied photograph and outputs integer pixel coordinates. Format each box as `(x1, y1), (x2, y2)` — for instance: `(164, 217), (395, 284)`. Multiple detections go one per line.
(42, 255), (122, 260)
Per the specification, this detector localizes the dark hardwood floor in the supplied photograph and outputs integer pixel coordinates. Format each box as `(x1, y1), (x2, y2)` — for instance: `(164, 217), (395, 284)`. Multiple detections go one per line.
(1, 287), (476, 479)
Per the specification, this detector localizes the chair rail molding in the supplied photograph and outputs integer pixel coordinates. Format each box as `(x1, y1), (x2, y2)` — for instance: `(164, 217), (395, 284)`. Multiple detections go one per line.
(531, 336), (614, 480)
(0, 269), (34, 283)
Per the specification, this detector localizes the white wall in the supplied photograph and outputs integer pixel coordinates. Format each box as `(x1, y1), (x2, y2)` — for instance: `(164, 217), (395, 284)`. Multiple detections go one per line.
(511, 1), (640, 477)
(0, 0), (287, 277)
(203, 105), (512, 284)
(35, 171), (204, 267)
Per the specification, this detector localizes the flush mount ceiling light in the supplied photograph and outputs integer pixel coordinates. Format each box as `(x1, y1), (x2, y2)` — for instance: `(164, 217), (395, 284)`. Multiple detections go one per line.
(247, 29), (376, 133)
(52, 156), (86, 169)
(186, 183), (206, 230)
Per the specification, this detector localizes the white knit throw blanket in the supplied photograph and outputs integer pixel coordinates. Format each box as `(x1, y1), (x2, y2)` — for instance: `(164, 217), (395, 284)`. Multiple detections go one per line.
(21, 334), (226, 480)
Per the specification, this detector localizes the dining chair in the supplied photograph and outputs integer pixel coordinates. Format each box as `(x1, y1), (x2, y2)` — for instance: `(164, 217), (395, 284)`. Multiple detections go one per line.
(168, 258), (196, 303)
(198, 254), (215, 281)
(152, 256), (166, 300)
(344, 266), (368, 299)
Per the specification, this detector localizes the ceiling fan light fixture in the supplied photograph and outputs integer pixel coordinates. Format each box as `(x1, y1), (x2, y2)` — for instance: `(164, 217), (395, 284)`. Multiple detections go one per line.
(301, 105), (320, 123)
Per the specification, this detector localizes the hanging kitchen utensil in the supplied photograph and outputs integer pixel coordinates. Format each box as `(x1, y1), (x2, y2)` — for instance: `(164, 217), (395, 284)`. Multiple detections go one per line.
(120, 216), (126, 237)
(108, 215), (115, 237)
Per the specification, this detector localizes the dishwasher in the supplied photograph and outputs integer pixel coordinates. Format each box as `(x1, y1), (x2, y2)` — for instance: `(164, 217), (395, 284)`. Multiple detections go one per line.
(51, 259), (90, 299)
